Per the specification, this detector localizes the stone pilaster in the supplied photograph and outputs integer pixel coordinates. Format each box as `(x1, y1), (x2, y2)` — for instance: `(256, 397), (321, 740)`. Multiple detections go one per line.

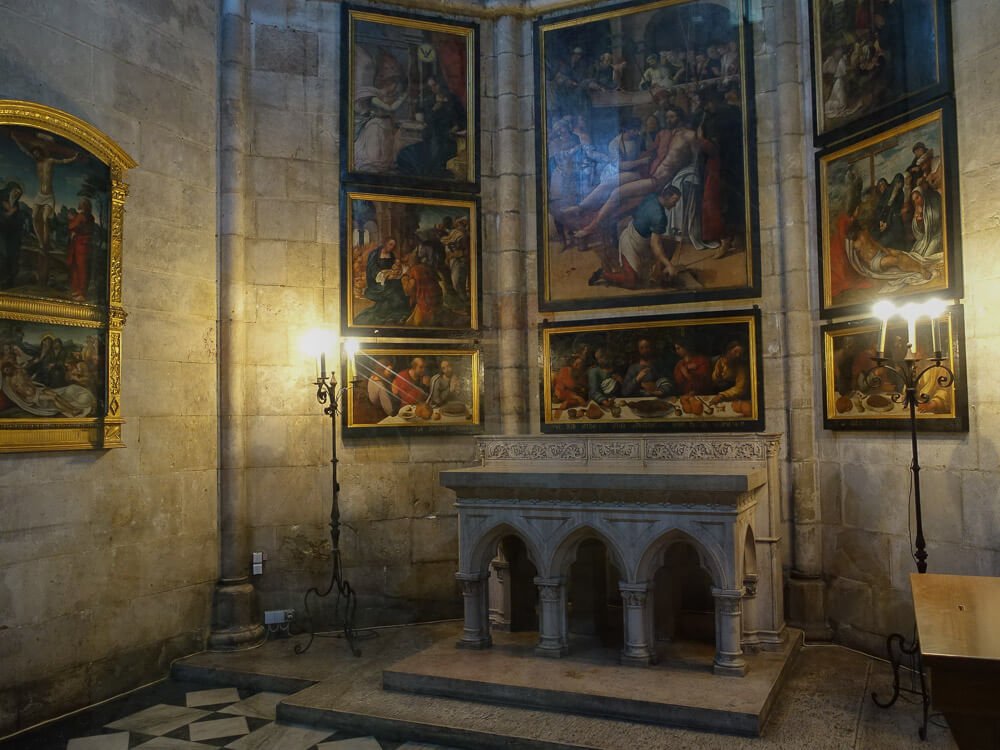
(456, 571), (492, 649)
(619, 582), (654, 666)
(713, 588), (747, 676)
(534, 576), (568, 657)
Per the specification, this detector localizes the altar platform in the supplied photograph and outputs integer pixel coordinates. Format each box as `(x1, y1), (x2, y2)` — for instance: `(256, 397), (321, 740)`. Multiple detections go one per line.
(170, 621), (954, 748)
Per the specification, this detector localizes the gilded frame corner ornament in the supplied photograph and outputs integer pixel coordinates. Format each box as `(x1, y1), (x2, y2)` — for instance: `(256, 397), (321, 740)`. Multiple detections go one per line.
(0, 100), (136, 453)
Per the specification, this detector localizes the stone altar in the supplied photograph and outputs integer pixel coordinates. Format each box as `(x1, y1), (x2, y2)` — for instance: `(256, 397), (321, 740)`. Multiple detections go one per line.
(440, 434), (786, 676)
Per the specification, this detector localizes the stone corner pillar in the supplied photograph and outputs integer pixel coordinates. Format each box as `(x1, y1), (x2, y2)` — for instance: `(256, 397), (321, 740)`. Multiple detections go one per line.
(456, 571), (492, 649)
(534, 576), (568, 658)
(209, 0), (264, 651)
(786, 573), (833, 641)
(619, 581), (654, 667)
(712, 588), (747, 677)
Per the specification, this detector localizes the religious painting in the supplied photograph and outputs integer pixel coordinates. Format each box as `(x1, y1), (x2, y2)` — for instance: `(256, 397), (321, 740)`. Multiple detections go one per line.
(341, 5), (479, 192)
(343, 341), (482, 436)
(809, 0), (952, 145)
(821, 305), (967, 432)
(540, 308), (763, 433)
(342, 189), (480, 337)
(0, 317), (121, 451)
(816, 101), (961, 318)
(0, 100), (133, 453)
(534, 0), (760, 313)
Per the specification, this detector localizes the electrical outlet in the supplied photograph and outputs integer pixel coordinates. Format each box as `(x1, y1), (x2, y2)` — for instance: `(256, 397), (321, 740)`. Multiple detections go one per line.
(264, 609), (295, 625)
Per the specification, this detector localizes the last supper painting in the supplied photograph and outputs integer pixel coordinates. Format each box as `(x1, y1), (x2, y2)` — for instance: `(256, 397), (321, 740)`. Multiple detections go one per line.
(535, 0), (759, 312)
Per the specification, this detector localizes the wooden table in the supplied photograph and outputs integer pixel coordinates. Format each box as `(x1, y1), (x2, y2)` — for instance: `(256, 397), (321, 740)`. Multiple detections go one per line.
(912, 573), (1000, 749)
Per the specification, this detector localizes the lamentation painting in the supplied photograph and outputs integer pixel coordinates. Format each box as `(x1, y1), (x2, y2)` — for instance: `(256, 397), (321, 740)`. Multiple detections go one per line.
(0, 124), (111, 306)
(535, 0), (760, 312)
(343, 190), (479, 337)
(0, 319), (104, 420)
(817, 102), (960, 318)
(344, 342), (482, 435)
(809, 0), (952, 145)
(821, 305), (967, 432)
(540, 309), (763, 433)
(342, 5), (479, 191)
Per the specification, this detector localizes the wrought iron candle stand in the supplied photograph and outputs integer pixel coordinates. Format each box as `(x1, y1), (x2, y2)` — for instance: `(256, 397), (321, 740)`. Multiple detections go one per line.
(868, 341), (955, 740)
(295, 357), (362, 657)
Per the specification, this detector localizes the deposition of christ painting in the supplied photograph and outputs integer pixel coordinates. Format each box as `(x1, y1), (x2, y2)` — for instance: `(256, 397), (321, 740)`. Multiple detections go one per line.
(540, 309), (763, 433)
(535, 0), (759, 312)
(343, 190), (479, 336)
(0, 124), (111, 305)
(342, 5), (478, 191)
(810, 0), (951, 144)
(817, 102), (960, 317)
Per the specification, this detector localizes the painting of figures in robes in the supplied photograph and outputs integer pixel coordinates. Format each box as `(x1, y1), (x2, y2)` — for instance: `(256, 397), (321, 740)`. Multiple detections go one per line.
(344, 342), (482, 435)
(539, 308), (763, 433)
(0, 319), (104, 421)
(342, 189), (480, 336)
(534, 0), (760, 312)
(817, 101), (961, 317)
(0, 123), (111, 306)
(809, 0), (951, 145)
(821, 305), (967, 432)
(342, 5), (479, 191)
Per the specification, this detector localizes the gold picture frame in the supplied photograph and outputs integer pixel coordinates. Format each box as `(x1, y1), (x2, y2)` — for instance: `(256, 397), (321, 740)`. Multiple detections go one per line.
(540, 308), (763, 433)
(0, 100), (136, 452)
(343, 341), (483, 435)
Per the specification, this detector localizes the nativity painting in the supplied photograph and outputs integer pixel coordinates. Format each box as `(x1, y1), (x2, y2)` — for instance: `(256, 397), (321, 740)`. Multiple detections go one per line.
(343, 190), (479, 337)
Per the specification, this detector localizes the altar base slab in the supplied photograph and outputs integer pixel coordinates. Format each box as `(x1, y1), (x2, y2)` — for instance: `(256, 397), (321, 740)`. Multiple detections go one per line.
(383, 628), (803, 737)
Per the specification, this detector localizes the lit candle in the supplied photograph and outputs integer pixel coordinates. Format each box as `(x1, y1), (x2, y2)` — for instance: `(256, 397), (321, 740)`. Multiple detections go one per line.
(319, 352), (327, 381)
(872, 300), (894, 356)
(908, 318), (917, 355)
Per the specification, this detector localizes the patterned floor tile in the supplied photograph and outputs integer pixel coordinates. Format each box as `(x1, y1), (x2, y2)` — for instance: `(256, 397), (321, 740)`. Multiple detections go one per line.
(106, 704), (210, 736)
(132, 739), (218, 749)
(218, 692), (286, 720)
(185, 689), (242, 708)
(316, 738), (382, 750)
(187, 717), (250, 742)
(65, 732), (131, 750)
(223, 722), (334, 750)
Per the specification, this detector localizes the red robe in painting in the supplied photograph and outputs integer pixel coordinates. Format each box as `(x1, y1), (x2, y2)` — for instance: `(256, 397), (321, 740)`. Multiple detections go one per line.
(66, 209), (95, 300)
(700, 136), (723, 243)
(674, 354), (713, 395)
(828, 211), (872, 302)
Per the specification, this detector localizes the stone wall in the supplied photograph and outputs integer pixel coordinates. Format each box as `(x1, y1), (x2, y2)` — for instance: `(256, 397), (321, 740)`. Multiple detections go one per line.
(234, 0), (492, 627)
(816, 0), (1000, 652)
(0, 0), (220, 736)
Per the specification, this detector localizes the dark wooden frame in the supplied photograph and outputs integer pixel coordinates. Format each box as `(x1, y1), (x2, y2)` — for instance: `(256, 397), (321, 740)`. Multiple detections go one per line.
(808, 0), (953, 147)
(534, 0), (761, 313)
(820, 304), (968, 432)
(342, 340), (483, 436)
(340, 186), (481, 338)
(539, 307), (764, 433)
(340, 4), (480, 193)
(815, 98), (962, 319)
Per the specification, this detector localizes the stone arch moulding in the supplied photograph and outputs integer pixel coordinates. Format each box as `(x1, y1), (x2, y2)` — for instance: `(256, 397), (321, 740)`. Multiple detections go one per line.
(0, 100), (136, 453)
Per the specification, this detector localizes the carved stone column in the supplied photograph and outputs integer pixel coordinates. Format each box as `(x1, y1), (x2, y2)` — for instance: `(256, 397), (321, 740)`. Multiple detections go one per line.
(619, 582), (654, 666)
(534, 577), (568, 657)
(456, 572), (491, 649)
(741, 573), (760, 651)
(713, 588), (747, 676)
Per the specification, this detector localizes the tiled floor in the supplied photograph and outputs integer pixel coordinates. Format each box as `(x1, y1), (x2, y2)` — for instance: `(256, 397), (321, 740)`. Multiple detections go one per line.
(0, 681), (459, 750)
